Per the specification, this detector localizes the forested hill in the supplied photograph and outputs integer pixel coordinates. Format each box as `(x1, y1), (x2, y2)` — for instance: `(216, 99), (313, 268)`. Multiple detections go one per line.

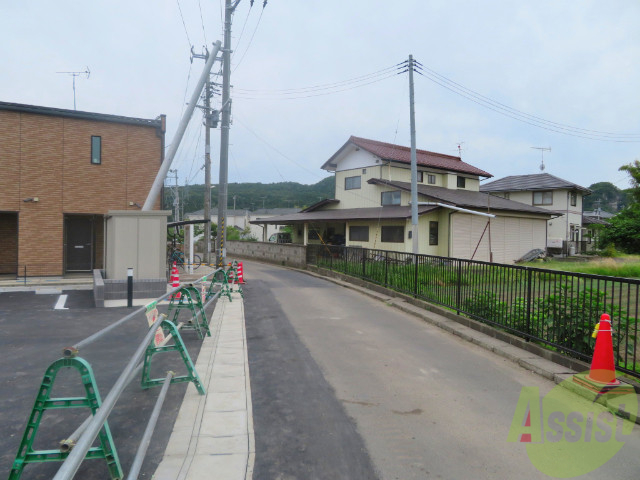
(164, 176), (335, 215)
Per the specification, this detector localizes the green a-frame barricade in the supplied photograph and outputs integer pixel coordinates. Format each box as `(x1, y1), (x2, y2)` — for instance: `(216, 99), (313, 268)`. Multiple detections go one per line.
(9, 357), (123, 480)
(140, 315), (206, 395)
(167, 286), (210, 338)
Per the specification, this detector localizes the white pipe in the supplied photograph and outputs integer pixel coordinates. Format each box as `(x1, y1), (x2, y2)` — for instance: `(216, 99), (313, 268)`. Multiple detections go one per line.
(415, 202), (496, 218)
(143, 40), (222, 210)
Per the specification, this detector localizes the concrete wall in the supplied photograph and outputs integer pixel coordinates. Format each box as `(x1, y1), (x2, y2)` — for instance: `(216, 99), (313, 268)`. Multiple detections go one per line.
(227, 241), (307, 268)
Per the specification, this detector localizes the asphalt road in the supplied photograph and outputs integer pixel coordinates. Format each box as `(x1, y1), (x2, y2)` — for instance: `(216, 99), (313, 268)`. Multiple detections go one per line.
(242, 260), (640, 480)
(0, 289), (212, 480)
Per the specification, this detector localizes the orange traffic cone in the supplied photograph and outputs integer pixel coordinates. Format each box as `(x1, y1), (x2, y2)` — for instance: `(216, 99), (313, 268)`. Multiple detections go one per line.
(573, 313), (633, 395)
(170, 261), (181, 299)
(237, 262), (245, 284)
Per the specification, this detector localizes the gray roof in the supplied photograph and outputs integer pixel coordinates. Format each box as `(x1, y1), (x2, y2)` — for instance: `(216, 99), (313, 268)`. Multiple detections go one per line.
(0, 101), (164, 129)
(369, 179), (555, 216)
(480, 173), (590, 194)
(251, 208), (300, 215)
(251, 205), (438, 225)
(582, 216), (610, 226)
(187, 209), (250, 217)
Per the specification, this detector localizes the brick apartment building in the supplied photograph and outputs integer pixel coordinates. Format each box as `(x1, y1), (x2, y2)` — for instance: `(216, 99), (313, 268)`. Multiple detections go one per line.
(0, 101), (166, 276)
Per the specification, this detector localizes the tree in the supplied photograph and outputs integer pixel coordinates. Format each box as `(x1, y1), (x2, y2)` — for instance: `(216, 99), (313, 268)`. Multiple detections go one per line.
(599, 160), (640, 253)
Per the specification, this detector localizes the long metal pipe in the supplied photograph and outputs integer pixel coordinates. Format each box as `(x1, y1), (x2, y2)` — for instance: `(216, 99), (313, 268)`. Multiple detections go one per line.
(64, 269), (221, 357)
(415, 202), (496, 218)
(126, 371), (175, 480)
(53, 314), (167, 480)
(143, 40), (222, 211)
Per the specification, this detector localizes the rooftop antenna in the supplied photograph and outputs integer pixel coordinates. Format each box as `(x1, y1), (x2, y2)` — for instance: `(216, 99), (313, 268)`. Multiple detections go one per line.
(457, 141), (465, 159)
(531, 146), (551, 172)
(56, 67), (90, 110)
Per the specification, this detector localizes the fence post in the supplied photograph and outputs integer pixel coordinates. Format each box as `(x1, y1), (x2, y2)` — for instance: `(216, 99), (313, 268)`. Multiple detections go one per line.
(330, 246), (333, 271)
(456, 260), (462, 314)
(526, 268), (533, 336)
(384, 253), (388, 287)
(413, 254), (419, 297)
(362, 248), (366, 278)
(24, 265), (27, 286)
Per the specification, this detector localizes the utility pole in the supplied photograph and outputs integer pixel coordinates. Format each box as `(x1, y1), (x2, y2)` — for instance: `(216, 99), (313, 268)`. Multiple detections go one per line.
(204, 81), (212, 265)
(216, 0), (241, 266)
(408, 55), (419, 255)
(169, 169), (180, 221)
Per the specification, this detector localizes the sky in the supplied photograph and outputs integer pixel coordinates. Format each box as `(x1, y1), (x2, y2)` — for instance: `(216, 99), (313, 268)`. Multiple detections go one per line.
(3, 1), (640, 197)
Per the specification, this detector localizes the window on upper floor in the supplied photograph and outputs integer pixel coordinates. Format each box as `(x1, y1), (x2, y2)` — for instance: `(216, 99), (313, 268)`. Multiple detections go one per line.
(345, 175), (361, 190)
(427, 174), (436, 185)
(533, 191), (553, 205)
(457, 176), (466, 188)
(91, 136), (102, 164)
(417, 171), (423, 182)
(381, 190), (401, 206)
(349, 226), (369, 242)
(381, 226), (404, 243)
(570, 192), (577, 206)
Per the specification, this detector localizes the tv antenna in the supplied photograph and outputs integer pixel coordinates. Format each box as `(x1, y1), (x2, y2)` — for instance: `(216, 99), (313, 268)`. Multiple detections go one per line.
(456, 141), (465, 159)
(531, 146), (551, 172)
(56, 67), (90, 110)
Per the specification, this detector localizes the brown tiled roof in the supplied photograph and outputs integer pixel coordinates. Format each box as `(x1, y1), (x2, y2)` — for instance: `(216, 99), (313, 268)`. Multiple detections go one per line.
(369, 178), (555, 217)
(251, 205), (438, 225)
(323, 136), (492, 177)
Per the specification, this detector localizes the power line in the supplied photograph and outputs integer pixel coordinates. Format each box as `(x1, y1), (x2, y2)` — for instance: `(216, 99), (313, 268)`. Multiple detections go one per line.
(232, 1), (267, 72)
(234, 72), (399, 100)
(198, 0), (207, 44)
(411, 60), (640, 142)
(176, 0), (192, 49)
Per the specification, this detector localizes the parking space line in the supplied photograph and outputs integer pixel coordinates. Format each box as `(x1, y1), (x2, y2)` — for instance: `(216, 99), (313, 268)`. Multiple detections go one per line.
(54, 295), (69, 310)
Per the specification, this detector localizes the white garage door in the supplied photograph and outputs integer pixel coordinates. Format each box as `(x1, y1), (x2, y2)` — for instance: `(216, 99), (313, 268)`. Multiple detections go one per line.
(451, 213), (546, 264)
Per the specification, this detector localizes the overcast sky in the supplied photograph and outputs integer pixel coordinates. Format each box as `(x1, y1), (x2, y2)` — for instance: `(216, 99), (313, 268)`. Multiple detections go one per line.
(3, 1), (640, 198)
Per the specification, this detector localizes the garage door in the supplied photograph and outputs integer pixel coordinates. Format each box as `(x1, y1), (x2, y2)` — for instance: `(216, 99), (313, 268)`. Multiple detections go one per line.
(451, 214), (546, 264)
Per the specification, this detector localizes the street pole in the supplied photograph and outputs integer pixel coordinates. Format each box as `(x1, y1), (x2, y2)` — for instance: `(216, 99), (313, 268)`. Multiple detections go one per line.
(204, 80), (212, 265)
(409, 54), (419, 254)
(216, 0), (237, 267)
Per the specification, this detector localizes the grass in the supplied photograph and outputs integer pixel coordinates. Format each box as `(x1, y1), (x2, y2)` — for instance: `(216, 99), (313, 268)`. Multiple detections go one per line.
(523, 257), (640, 279)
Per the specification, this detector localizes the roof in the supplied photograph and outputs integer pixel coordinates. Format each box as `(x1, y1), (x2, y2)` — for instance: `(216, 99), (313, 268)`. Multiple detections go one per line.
(582, 215), (610, 226)
(368, 178), (555, 216)
(322, 136), (492, 178)
(480, 173), (591, 194)
(301, 199), (339, 212)
(0, 101), (164, 129)
(251, 208), (300, 215)
(251, 205), (439, 225)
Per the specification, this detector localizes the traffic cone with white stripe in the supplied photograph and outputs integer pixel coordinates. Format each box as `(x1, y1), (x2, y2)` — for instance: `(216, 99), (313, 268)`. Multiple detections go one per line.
(170, 261), (181, 299)
(237, 262), (245, 284)
(573, 313), (633, 395)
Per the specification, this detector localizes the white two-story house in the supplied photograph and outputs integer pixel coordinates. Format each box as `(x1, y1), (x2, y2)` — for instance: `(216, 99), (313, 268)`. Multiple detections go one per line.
(252, 136), (555, 264)
(480, 173), (591, 254)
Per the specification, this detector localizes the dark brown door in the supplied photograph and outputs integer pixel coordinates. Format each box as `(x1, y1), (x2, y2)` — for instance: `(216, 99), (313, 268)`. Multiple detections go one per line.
(65, 216), (93, 272)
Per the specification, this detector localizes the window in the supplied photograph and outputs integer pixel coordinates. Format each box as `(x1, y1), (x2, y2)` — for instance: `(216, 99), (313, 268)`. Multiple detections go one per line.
(381, 226), (404, 242)
(427, 174), (436, 185)
(429, 221), (439, 245)
(504, 192), (510, 200)
(91, 136), (101, 164)
(345, 176), (361, 190)
(349, 226), (369, 242)
(533, 191), (553, 205)
(417, 171), (423, 182)
(457, 176), (466, 188)
(381, 190), (401, 205)
(570, 192), (577, 206)
(362, 168), (367, 174)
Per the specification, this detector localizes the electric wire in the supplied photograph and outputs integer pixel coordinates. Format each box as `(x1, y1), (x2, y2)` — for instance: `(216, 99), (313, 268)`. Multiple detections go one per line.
(232, 1), (266, 73)
(176, 0), (193, 49)
(235, 72), (399, 100)
(198, 0), (207, 44)
(231, 0), (253, 62)
(406, 60), (640, 142)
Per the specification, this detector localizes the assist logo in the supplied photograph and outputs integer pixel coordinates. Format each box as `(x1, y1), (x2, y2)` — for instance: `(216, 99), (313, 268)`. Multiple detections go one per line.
(507, 376), (637, 478)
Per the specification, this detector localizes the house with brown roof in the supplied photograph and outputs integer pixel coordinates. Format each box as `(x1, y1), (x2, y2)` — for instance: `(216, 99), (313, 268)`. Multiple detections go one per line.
(252, 136), (555, 264)
(480, 173), (591, 254)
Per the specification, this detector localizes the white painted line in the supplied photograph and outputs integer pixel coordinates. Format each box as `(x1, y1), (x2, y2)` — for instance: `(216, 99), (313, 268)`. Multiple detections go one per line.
(54, 294), (69, 310)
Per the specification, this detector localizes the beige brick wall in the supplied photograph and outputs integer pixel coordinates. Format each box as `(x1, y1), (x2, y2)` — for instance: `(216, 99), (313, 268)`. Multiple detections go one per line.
(0, 109), (164, 275)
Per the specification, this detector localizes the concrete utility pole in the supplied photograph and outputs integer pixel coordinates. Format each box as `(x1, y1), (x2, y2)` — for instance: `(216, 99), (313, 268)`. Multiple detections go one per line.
(408, 55), (419, 254)
(216, 0), (241, 266)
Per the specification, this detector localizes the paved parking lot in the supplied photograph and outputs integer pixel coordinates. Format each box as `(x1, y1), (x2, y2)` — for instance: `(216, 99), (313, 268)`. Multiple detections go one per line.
(0, 289), (212, 480)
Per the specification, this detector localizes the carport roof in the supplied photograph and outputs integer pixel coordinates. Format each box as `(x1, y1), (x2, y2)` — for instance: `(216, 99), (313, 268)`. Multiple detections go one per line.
(251, 205), (438, 224)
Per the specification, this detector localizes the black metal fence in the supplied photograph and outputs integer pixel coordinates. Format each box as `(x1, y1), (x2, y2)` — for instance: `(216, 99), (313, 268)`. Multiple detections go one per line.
(307, 245), (640, 380)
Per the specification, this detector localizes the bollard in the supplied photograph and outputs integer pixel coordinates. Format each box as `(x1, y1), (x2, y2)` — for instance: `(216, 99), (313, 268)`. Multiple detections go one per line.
(127, 267), (133, 308)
